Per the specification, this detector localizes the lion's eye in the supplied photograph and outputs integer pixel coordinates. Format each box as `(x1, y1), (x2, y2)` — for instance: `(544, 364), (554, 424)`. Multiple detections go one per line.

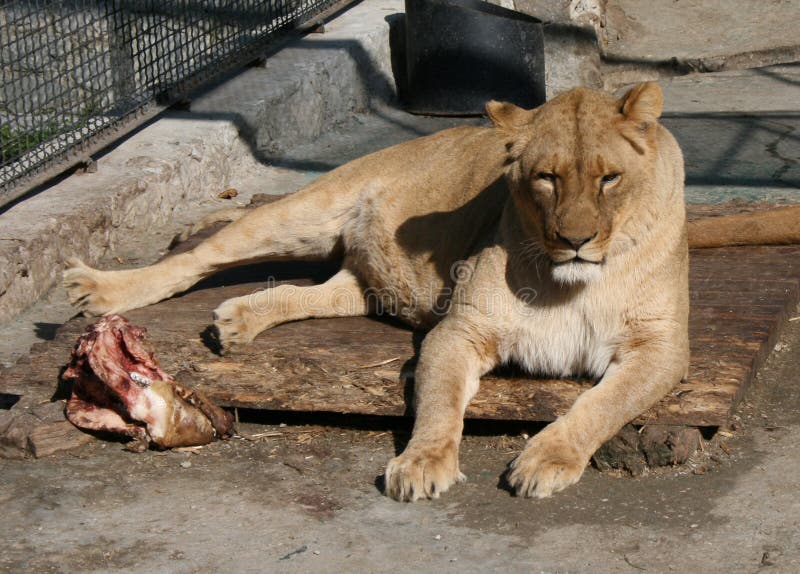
(535, 172), (556, 182)
(600, 173), (621, 189)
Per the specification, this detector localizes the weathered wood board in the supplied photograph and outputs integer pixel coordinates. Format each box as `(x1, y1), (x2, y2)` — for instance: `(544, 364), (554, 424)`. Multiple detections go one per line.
(2, 203), (799, 429)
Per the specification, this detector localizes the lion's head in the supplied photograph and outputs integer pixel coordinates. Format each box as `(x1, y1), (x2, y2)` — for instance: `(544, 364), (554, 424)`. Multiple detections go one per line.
(487, 82), (666, 285)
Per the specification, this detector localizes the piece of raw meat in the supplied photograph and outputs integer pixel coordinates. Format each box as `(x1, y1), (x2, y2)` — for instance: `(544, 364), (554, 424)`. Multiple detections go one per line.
(63, 315), (234, 451)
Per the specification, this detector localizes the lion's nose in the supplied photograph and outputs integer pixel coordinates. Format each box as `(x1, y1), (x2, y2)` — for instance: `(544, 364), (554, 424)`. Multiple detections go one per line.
(556, 232), (597, 250)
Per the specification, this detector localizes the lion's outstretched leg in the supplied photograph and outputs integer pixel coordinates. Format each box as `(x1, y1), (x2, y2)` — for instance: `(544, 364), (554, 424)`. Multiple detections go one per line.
(213, 266), (368, 351)
(173, 206), (249, 244)
(688, 204), (800, 248)
(507, 331), (686, 498)
(63, 183), (359, 316)
(384, 319), (498, 501)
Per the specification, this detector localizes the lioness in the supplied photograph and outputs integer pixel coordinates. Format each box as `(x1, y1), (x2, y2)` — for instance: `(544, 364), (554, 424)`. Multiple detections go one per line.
(64, 83), (800, 501)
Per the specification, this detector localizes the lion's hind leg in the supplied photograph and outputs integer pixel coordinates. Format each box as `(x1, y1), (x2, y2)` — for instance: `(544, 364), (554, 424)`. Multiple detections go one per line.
(63, 257), (187, 316)
(63, 180), (359, 316)
(173, 207), (249, 244)
(213, 266), (368, 352)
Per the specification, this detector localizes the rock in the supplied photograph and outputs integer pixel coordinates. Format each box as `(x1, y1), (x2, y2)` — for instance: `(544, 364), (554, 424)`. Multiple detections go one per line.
(640, 426), (702, 466)
(0, 398), (95, 459)
(592, 424), (646, 476)
(0, 409), (38, 459)
(593, 424), (702, 475)
(28, 421), (95, 458)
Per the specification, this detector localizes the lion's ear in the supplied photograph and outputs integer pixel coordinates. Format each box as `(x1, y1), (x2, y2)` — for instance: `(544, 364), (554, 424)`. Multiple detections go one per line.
(618, 82), (663, 154)
(487, 101), (536, 162)
(486, 100), (537, 131)
(620, 82), (663, 128)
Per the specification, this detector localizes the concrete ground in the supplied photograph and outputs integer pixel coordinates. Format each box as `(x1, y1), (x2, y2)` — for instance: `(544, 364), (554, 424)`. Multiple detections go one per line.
(1, 323), (799, 573)
(2, 7), (800, 571)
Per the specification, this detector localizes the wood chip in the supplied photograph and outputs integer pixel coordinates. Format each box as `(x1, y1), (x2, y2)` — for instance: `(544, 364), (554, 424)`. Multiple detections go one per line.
(295, 433), (313, 444)
(217, 188), (239, 200)
(173, 445), (204, 454)
(283, 461), (305, 474)
(351, 382), (385, 397)
(624, 555), (647, 571)
(192, 361), (243, 374)
(353, 357), (400, 369)
(239, 431), (283, 440)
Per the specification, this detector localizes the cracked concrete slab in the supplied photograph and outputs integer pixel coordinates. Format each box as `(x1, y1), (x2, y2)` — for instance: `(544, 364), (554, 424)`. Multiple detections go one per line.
(0, 118), (248, 324)
(190, 0), (400, 154)
(658, 65), (800, 204)
(659, 64), (800, 115)
(512, 0), (800, 70)
(602, 0), (800, 69)
(510, 0), (800, 90)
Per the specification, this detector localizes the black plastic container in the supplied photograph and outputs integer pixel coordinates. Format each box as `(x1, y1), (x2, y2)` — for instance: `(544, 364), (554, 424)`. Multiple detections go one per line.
(404, 0), (545, 115)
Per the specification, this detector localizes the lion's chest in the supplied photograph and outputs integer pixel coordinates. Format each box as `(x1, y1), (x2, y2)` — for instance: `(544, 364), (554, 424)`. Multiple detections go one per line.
(501, 305), (621, 379)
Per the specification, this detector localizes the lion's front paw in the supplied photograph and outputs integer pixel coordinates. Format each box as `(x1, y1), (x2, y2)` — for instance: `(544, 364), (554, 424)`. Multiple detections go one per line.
(384, 441), (465, 502)
(63, 258), (120, 316)
(507, 424), (588, 499)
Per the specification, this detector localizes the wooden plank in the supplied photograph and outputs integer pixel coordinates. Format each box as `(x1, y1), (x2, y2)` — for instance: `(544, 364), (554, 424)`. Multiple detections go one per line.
(2, 202), (800, 430)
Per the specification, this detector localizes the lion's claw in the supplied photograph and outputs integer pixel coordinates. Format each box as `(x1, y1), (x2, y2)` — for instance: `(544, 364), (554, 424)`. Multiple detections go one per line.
(384, 441), (464, 502)
(63, 258), (113, 316)
(507, 425), (588, 498)
(212, 297), (261, 351)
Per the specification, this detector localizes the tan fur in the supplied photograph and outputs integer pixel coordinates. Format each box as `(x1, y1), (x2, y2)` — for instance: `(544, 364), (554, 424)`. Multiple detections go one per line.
(65, 82), (766, 502)
(688, 205), (800, 248)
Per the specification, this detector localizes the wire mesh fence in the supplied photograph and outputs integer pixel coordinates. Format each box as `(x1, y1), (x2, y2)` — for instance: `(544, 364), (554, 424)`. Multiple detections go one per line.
(0, 0), (341, 206)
